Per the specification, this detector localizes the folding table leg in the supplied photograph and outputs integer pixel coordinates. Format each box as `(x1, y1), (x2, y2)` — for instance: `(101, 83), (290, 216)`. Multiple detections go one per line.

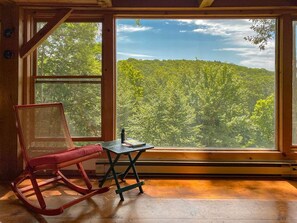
(127, 153), (144, 193)
(105, 151), (125, 201)
(99, 153), (121, 188)
(120, 151), (143, 181)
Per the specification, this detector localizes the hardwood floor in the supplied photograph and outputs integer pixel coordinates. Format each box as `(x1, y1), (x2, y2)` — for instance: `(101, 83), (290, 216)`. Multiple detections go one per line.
(1, 177), (297, 222)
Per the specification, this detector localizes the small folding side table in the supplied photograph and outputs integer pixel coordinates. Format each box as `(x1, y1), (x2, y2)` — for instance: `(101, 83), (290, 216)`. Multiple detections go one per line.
(98, 140), (154, 201)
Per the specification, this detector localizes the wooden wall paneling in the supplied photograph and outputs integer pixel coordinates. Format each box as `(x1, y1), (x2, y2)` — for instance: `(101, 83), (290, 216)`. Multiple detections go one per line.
(0, 5), (3, 177)
(102, 14), (116, 141)
(0, 3), (23, 180)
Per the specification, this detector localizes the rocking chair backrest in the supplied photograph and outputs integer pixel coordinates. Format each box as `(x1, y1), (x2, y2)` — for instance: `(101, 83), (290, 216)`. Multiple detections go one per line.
(14, 103), (75, 163)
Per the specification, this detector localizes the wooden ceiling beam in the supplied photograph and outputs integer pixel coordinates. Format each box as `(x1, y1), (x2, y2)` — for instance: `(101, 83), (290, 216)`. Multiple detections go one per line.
(111, 0), (199, 7)
(6, 0), (296, 7)
(20, 8), (72, 58)
(110, 0), (295, 8)
(0, 0), (15, 4)
(211, 0), (297, 7)
(199, 0), (214, 8)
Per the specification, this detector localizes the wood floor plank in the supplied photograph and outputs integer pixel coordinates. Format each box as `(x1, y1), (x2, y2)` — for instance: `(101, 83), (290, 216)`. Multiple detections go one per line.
(1, 178), (297, 222)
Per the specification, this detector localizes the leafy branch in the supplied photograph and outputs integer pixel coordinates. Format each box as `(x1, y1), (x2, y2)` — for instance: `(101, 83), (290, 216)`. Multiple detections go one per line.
(244, 19), (275, 50)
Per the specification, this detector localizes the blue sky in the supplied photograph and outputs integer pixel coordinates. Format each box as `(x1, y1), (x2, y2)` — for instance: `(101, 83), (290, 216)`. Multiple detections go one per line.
(116, 19), (275, 71)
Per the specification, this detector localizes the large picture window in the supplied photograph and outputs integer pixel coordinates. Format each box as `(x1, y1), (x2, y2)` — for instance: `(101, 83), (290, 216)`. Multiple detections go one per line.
(35, 22), (102, 140)
(116, 18), (276, 150)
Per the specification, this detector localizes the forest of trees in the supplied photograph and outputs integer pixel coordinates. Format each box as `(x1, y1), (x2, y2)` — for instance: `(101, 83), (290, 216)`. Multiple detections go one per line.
(36, 22), (276, 149)
(117, 59), (275, 149)
(36, 22), (103, 137)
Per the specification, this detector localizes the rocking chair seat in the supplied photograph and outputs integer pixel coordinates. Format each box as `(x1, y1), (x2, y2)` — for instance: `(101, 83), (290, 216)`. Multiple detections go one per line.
(29, 144), (103, 168)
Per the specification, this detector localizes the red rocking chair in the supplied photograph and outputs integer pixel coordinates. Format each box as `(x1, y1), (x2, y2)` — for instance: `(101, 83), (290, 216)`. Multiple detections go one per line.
(11, 103), (109, 215)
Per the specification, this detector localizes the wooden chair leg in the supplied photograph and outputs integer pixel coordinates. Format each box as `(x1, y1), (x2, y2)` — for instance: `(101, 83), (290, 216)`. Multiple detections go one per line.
(11, 171), (64, 216)
(77, 162), (92, 190)
(11, 170), (109, 216)
(29, 172), (46, 209)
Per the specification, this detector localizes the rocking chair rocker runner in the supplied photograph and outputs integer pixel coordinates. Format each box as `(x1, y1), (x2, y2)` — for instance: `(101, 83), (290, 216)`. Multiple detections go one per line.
(11, 103), (109, 215)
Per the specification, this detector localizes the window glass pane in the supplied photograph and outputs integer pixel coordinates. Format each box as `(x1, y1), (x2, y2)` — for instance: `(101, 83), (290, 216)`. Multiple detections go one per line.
(35, 81), (101, 137)
(293, 21), (297, 145)
(37, 22), (102, 76)
(35, 21), (102, 138)
(116, 19), (276, 150)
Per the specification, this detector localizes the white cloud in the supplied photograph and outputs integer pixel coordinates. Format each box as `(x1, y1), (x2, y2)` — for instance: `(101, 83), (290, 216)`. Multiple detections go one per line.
(117, 24), (153, 33)
(184, 19), (252, 39)
(177, 19), (276, 71)
(177, 19), (261, 49)
(116, 24), (153, 45)
(193, 27), (231, 36)
(116, 35), (133, 43)
(177, 19), (194, 24)
(117, 51), (154, 59)
(216, 46), (275, 71)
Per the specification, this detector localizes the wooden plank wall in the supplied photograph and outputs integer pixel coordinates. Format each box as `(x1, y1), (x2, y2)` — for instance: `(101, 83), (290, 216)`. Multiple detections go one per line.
(0, 3), (23, 180)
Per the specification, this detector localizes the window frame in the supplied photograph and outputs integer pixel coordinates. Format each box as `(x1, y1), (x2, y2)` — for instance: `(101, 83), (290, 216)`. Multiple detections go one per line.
(22, 8), (297, 165)
(29, 12), (106, 142)
(115, 17), (278, 151)
(114, 14), (287, 162)
(113, 12), (297, 162)
(291, 18), (297, 149)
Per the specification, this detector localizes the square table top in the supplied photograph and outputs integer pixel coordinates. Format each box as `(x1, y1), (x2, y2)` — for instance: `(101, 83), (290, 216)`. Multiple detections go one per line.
(100, 139), (154, 155)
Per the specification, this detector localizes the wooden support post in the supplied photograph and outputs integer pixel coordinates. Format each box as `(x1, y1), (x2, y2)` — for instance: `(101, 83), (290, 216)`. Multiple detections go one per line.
(102, 14), (116, 141)
(278, 14), (293, 157)
(0, 3), (23, 179)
